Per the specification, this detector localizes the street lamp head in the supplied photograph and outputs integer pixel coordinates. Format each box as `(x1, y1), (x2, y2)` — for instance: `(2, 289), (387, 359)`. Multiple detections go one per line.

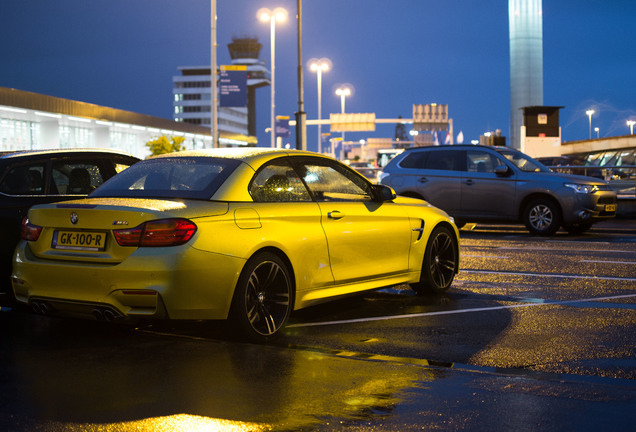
(257, 8), (272, 22)
(334, 83), (354, 97)
(273, 7), (288, 22)
(257, 7), (287, 23)
(586, 109), (595, 117)
(308, 58), (331, 73)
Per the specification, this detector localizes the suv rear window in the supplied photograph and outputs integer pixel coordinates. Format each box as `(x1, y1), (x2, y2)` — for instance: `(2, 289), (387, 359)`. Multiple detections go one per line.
(399, 149), (463, 171)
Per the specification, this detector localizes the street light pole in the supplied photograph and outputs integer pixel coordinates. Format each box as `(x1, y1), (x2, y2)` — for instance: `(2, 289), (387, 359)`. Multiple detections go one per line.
(295, 0), (306, 151)
(309, 58), (330, 153)
(210, 0), (218, 148)
(335, 86), (351, 157)
(586, 109), (595, 140)
(258, 7), (288, 148)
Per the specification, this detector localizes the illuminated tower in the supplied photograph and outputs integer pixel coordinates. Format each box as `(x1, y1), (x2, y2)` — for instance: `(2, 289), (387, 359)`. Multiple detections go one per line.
(509, 0), (543, 149)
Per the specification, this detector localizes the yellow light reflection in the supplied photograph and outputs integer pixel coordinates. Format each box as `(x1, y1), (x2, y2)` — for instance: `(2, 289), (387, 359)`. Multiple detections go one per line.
(61, 414), (271, 432)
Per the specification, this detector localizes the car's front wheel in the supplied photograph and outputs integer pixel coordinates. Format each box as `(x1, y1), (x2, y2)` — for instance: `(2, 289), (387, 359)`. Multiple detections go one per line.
(523, 198), (561, 235)
(410, 225), (458, 295)
(229, 252), (293, 343)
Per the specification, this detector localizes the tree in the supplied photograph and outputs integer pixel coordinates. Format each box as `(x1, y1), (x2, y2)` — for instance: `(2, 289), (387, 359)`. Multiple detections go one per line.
(146, 135), (186, 156)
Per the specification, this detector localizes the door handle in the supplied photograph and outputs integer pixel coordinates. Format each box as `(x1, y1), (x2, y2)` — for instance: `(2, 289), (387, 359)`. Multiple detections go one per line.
(464, 179), (474, 185)
(418, 177), (429, 183)
(327, 211), (345, 220)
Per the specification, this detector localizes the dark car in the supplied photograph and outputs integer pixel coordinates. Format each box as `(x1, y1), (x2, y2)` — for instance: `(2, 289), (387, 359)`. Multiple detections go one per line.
(0, 149), (139, 305)
(379, 145), (617, 235)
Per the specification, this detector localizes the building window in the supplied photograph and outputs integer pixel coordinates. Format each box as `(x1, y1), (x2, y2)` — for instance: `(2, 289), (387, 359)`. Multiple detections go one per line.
(0, 118), (39, 150)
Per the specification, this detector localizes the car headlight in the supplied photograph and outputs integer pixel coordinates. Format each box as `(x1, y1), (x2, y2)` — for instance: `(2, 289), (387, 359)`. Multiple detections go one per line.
(564, 183), (598, 194)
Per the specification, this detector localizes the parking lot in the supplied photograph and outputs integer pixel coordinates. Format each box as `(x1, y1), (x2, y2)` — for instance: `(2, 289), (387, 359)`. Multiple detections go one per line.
(1, 219), (635, 431)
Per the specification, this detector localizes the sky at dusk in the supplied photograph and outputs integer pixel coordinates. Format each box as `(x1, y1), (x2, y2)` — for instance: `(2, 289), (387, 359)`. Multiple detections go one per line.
(1, 1), (635, 152)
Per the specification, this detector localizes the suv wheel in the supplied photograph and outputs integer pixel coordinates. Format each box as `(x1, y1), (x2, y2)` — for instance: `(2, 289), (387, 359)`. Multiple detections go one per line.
(523, 198), (561, 235)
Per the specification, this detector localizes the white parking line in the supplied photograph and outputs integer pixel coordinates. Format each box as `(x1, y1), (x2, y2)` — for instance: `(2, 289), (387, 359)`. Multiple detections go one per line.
(491, 246), (635, 254)
(286, 293), (636, 328)
(462, 254), (510, 259)
(580, 260), (636, 265)
(460, 269), (636, 282)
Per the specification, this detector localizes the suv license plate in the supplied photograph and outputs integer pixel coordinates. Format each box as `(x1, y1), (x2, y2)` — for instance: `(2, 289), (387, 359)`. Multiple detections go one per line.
(53, 231), (106, 251)
(605, 204), (616, 212)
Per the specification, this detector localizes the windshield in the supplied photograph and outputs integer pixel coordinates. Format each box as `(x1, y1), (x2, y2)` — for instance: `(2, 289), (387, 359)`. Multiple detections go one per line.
(90, 157), (241, 199)
(496, 149), (550, 173)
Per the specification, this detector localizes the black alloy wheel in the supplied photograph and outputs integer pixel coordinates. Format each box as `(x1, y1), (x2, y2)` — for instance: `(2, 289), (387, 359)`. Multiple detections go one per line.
(523, 198), (561, 235)
(230, 252), (293, 343)
(411, 225), (457, 295)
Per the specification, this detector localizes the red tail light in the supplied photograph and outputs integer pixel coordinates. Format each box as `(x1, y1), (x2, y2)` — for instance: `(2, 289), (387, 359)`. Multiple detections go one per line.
(21, 217), (43, 241)
(114, 219), (197, 247)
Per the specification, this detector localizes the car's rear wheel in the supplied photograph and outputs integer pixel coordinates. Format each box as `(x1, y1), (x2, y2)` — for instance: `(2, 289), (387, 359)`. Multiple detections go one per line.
(410, 225), (457, 295)
(523, 198), (561, 235)
(229, 252), (293, 343)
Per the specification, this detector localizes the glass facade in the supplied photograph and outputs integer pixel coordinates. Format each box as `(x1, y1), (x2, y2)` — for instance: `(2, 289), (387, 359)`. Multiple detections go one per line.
(0, 117), (39, 150)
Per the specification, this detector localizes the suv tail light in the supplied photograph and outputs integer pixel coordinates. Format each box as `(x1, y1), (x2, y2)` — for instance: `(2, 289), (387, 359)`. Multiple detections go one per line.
(21, 217), (43, 241)
(114, 218), (197, 247)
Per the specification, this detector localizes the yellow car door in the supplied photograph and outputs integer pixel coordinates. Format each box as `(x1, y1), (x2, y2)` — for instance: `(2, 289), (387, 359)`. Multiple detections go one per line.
(298, 159), (411, 284)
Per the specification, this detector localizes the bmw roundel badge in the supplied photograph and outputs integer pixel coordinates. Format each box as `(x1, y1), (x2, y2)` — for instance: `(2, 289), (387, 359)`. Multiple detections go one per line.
(70, 212), (79, 225)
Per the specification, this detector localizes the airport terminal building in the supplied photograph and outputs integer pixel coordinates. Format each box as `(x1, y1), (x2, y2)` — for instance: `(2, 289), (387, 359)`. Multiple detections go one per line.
(0, 87), (255, 159)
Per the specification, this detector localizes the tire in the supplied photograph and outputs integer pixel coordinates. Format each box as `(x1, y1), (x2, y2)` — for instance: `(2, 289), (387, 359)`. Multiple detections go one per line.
(229, 252), (293, 343)
(523, 198), (561, 235)
(410, 225), (458, 295)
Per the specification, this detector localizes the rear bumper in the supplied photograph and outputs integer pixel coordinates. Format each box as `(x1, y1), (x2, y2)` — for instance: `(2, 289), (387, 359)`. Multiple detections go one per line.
(12, 242), (246, 321)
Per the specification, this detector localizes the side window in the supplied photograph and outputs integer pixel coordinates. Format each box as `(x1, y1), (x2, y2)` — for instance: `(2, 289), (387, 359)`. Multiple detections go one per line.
(52, 161), (105, 195)
(299, 161), (374, 202)
(250, 160), (312, 202)
(466, 151), (502, 173)
(399, 151), (429, 169)
(424, 150), (463, 171)
(0, 163), (45, 195)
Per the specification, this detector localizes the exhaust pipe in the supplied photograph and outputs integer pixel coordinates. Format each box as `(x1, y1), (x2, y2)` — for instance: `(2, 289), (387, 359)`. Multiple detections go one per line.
(102, 309), (116, 322)
(32, 301), (50, 315)
(92, 308), (104, 321)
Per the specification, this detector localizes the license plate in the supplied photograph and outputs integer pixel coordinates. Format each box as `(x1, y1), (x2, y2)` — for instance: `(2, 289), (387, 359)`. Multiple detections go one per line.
(53, 231), (107, 251)
(605, 204), (616, 212)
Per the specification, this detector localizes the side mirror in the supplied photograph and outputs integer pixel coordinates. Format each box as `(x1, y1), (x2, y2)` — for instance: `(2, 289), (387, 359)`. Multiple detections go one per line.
(374, 184), (396, 202)
(494, 165), (511, 176)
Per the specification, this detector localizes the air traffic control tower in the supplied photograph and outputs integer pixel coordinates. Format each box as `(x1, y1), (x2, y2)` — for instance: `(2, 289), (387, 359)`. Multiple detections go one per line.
(509, 0), (544, 149)
(227, 37), (270, 137)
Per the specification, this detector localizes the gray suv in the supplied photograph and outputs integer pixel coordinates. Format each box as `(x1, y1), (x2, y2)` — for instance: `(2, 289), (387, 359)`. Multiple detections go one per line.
(379, 145), (617, 235)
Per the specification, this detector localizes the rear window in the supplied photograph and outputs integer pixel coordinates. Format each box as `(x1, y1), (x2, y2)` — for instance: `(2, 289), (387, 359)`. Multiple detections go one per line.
(398, 151), (429, 169)
(90, 157), (241, 200)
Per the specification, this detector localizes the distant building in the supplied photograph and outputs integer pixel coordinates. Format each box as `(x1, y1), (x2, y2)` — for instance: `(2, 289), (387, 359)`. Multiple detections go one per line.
(509, 0), (544, 149)
(173, 37), (269, 146)
(0, 87), (217, 158)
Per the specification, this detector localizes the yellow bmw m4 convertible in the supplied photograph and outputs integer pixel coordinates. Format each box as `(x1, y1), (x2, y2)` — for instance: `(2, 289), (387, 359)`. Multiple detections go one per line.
(12, 148), (459, 341)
